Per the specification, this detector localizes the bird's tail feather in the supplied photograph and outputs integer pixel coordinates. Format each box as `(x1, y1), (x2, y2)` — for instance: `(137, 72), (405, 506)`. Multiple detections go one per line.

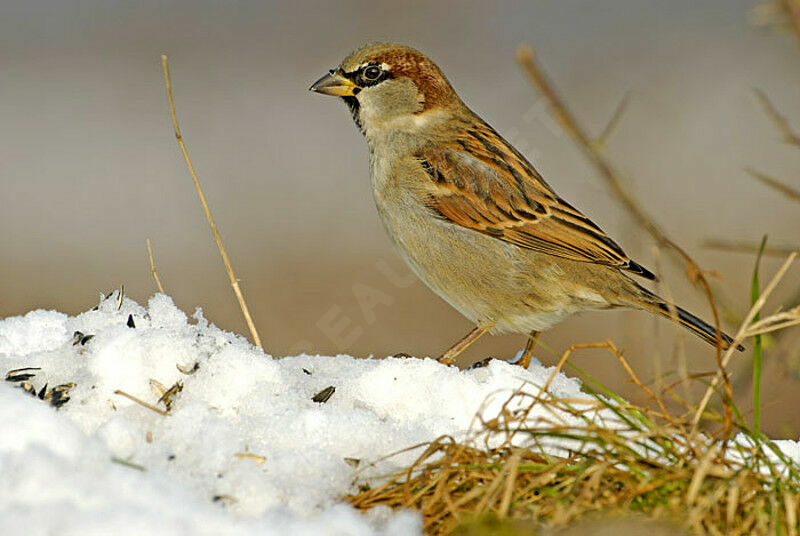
(642, 298), (744, 351)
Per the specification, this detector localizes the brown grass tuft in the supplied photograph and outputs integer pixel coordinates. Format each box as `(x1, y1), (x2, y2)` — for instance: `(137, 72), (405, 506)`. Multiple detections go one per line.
(347, 371), (800, 535)
(345, 264), (800, 534)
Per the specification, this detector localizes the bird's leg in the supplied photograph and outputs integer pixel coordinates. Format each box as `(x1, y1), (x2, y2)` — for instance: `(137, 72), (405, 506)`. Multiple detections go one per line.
(438, 323), (494, 365)
(516, 331), (540, 369)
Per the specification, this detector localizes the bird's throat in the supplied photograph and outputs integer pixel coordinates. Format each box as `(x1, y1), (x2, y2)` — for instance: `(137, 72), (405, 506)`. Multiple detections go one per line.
(342, 96), (364, 135)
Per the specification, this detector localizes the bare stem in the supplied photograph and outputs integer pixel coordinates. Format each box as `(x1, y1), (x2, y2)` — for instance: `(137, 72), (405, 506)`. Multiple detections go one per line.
(703, 238), (799, 257)
(746, 168), (800, 203)
(146, 238), (166, 294)
(160, 55), (262, 348)
(595, 91), (631, 147)
(753, 88), (800, 147)
(113, 389), (169, 416)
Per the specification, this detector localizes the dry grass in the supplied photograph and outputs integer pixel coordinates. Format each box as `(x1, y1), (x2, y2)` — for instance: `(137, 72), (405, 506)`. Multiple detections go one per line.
(349, 420), (799, 535)
(346, 350), (799, 535)
(345, 256), (800, 535)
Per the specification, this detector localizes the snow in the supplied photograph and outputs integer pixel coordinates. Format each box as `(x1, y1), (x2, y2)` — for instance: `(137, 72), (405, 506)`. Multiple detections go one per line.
(0, 293), (798, 535)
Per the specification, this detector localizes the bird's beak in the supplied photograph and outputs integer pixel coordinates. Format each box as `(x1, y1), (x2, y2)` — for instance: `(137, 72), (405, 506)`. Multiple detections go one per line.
(309, 69), (358, 97)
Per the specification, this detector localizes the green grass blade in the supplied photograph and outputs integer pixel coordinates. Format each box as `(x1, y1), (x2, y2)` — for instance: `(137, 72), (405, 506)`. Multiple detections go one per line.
(752, 235), (768, 435)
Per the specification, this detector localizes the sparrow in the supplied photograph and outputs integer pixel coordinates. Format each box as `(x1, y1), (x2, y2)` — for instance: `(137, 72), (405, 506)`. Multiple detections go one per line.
(310, 42), (740, 367)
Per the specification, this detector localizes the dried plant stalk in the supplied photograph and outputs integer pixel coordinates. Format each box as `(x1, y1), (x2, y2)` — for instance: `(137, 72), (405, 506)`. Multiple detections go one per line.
(702, 239), (798, 257)
(146, 238), (166, 294)
(160, 55), (262, 348)
(746, 168), (800, 203)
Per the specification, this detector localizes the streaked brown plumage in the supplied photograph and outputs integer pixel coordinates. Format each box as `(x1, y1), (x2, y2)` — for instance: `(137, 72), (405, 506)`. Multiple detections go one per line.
(417, 127), (655, 279)
(310, 42), (740, 366)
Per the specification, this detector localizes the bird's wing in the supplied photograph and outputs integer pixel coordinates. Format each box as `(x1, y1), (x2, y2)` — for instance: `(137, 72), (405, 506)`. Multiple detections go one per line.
(416, 120), (655, 280)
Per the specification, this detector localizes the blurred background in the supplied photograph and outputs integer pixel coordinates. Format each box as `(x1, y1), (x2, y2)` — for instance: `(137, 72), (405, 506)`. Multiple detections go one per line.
(1, 0), (798, 434)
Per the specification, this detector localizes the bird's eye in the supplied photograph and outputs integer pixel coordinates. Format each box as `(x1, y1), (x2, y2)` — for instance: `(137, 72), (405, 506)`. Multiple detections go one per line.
(362, 65), (382, 81)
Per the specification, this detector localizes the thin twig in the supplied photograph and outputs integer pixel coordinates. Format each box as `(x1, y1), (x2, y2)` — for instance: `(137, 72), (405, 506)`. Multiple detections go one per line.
(753, 88), (800, 147)
(146, 238), (166, 294)
(160, 55), (262, 348)
(746, 168), (800, 202)
(516, 44), (732, 434)
(610, 341), (674, 424)
(595, 90), (631, 147)
(113, 390), (169, 416)
(540, 343), (611, 396)
(702, 238), (799, 257)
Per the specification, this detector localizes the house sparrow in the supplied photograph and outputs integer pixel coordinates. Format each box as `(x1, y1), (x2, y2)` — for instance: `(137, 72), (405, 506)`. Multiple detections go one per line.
(310, 43), (740, 366)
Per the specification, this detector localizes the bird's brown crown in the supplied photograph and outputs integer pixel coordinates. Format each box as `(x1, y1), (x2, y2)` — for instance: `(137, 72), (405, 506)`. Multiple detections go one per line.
(341, 43), (460, 111)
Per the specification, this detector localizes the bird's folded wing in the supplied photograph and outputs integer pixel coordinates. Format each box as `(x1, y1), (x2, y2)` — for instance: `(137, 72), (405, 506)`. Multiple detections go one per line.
(416, 121), (655, 280)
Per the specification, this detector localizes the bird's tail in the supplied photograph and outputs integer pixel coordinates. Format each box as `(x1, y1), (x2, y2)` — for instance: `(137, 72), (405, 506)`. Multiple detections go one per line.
(638, 291), (744, 352)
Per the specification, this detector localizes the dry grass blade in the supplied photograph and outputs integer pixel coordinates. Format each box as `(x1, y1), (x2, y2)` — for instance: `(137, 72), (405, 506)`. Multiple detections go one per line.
(787, 490), (798, 536)
(726, 482), (740, 527)
(595, 91), (631, 147)
(744, 306), (800, 336)
(146, 238), (166, 294)
(540, 343), (611, 396)
(702, 238), (799, 257)
(113, 390), (169, 416)
(160, 55), (262, 348)
(498, 451), (521, 518)
(746, 168), (800, 202)
(687, 444), (718, 505)
(753, 88), (800, 147)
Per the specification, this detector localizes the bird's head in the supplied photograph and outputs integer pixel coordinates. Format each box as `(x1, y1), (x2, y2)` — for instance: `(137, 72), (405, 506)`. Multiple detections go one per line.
(309, 43), (461, 136)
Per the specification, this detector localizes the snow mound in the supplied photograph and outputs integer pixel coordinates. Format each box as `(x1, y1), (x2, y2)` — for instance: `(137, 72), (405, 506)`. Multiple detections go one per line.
(0, 293), (585, 535)
(3, 293), (797, 534)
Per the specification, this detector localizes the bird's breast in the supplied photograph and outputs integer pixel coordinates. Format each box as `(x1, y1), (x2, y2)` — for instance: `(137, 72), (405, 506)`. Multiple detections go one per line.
(367, 149), (524, 325)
